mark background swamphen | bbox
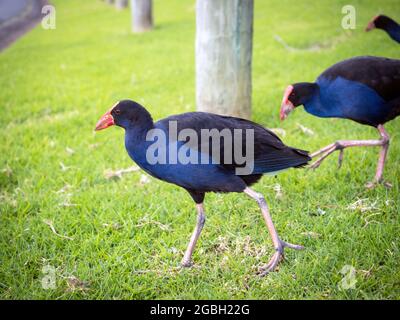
[96,100,310,274]
[366,15,400,44]
[280,56,400,188]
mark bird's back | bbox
[313,56,400,126]
[156,112,310,175]
[318,56,400,102]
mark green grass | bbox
[1,0,400,299]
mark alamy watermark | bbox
[338,265,357,290]
[341,5,356,30]
[41,5,56,30]
[145,121,255,175]
[41,265,56,289]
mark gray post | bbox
[196,0,254,119]
[115,0,128,10]
[131,0,153,33]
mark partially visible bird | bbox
[366,15,400,44]
[280,56,400,188]
[96,100,310,275]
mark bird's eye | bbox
[114,109,121,115]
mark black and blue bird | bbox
[96,100,310,274]
[280,56,400,187]
[366,15,400,44]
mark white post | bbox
[130,0,153,33]
[196,0,254,119]
[115,0,128,10]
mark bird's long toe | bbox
[281,240,304,251]
[309,157,326,170]
[258,240,304,276]
[180,259,193,268]
[338,149,344,168]
[313,151,339,169]
[258,251,282,276]
[365,180,393,189]
[383,181,393,188]
[365,181,377,189]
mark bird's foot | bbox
[309,157,324,170]
[337,149,344,168]
[309,142,343,170]
[257,240,304,277]
[365,180,392,189]
[180,258,194,268]
[384,181,393,188]
[365,181,376,189]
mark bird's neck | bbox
[385,21,400,42]
[302,84,329,117]
[124,122,154,156]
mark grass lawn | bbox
[1,0,399,299]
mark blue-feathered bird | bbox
[96,100,310,274]
[280,56,400,188]
[366,15,400,44]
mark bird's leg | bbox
[310,142,337,158]
[309,125,389,172]
[244,187,303,276]
[181,203,206,267]
[310,140,383,169]
[338,149,345,168]
[366,125,391,189]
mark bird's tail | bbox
[253,146,311,174]
[290,147,311,168]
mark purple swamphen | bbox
[366,15,400,44]
[96,100,310,274]
[280,56,400,188]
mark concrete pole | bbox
[115,0,128,10]
[131,0,153,33]
[196,0,254,119]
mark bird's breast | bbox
[309,77,387,123]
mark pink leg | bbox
[181,203,206,267]
[310,142,337,158]
[309,125,390,186]
[244,187,303,276]
[373,125,390,183]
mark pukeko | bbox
[280,56,400,188]
[366,15,400,44]
[95,100,310,274]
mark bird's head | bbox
[95,100,153,131]
[280,82,317,120]
[366,15,392,31]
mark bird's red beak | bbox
[365,16,377,31]
[95,109,114,131]
[280,85,295,121]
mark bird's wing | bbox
[318,56,400,101]
[385,96,400,122]
[156,112,310,174]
